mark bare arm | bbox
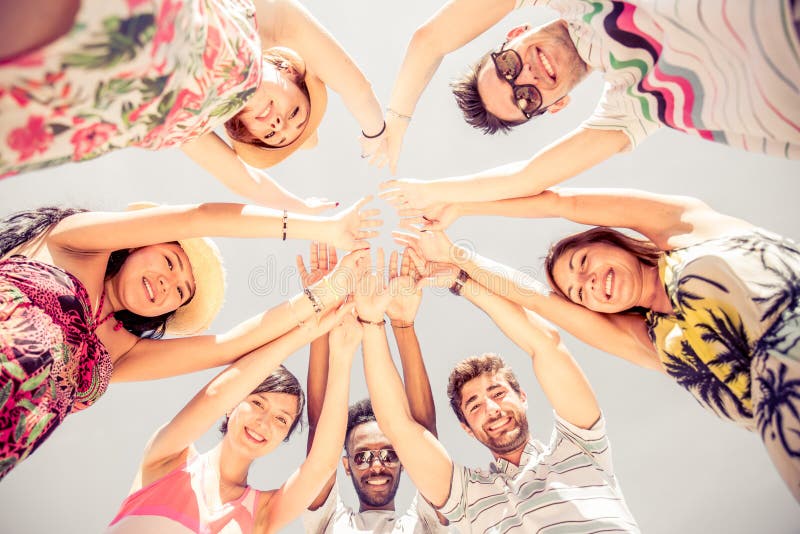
[181,134,334,212]
[256,313,361,534]
[385,0,517,172]
[461,279,600,428]
[356,250,453,508]
[382,128,629,208]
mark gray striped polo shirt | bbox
[439,413,639,533]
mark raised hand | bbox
[397,203,460,231]
[328,312,363,360]
[354,248,393,323]
[391,228,456,264]
[302,300,356,341]
[359,131,389,169]
[328,196,382,250]
[378,179,435,211]
[301,197,339,215]
[328,247,371,298]
[404,248,461,291]
[386,248,422,324]
[384,112,411,175]
[297,242,338,288]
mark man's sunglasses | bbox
[350,448,400,470]
[490,43,545,119]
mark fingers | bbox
[376,247,386,280]
[358,230,380,241]
[328,245,338,268]
[400,248,411,277]
[296,254,309,278]
[360,217,383,228]
[405,247,428,274]
[397,207,424,218]
[379,180,399,191]
[355,195,374,211]
[317,241,327,270]
[310,241,319,268]
[389,249,399,279]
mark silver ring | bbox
[360,154,369,159]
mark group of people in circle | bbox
[1,0,798,532]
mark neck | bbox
[359,498,396,513]
[640,264,672,314]
[213,440,252,490]
[491,436,529,467]
[103,277,123,314]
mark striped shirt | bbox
[518,0,800,158]
[439,413,639,534]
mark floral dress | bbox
[0,0,262,177]
[0,256,113,480]
[646,229,800,500]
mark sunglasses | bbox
[490,43,545,119]
[350,448,400,470]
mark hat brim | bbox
[125,202,226,336]
[232,74,328,168]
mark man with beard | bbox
[356,254,640,533]
[301,246,450,533]
[380,0,798,205]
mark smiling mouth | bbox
[256,100,273,120]
[244,427,266,444]
[605,269,614,300]
[143,277,155,302]
[364,475,392,486]
[537,48,556,82]
[486,416,513,434]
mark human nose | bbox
[270,114,285,131]
[516,63,538,85]
[486,397,501,414]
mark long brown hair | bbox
[224,47,309,149]
[544,227,663,311]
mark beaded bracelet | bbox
[304,287,323,315]
[282,209,288,241]
[362,120,386,139]
[357,316,386,326]
[449,270,469,296]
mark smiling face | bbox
[110,243,195,317]
[551,241,651,313]
[225,391,299,459]
[236,60,311,148]
[343,420,402,510]
[460,372,529,456]
[477,20,587,121]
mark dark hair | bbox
[0,206,177,339]
[219,365,305,441]
[345,398,377,454]
[224,48,310,149]
[447,353,522,425]
[451,50,530,135]
[544,226,663,315]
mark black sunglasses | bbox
[490,43,545,119]
[350,448,400,470]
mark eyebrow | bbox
[274,109,310,147]
[463,393,479,413]
[566,250,576,301]
[173,251,195,301]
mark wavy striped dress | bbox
[518,0,800,158]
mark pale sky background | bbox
[1,1,799,532]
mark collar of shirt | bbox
[489,439,545,476]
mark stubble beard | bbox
[483,414,530,455]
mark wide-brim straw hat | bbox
[231,74,328,168]
[126,202,226,336]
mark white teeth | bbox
[245,428,266,442]
[538,51,555,79]
[143,278,154,301]
[366,477,390,485]
[605,271,613,298]
[488,417,509,431]
[257,101,272,119]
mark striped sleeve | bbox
[552,411,614,475]
[582,81,662,150]
[438,463,471,525]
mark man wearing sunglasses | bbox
[357,254,639,533]
[302,247,449,533]
[381,0,797,204]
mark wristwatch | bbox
[449,270,469,296]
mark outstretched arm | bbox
[181,133,336,213]
[395,230,661,371]
[356,249,453,507]
[255,312,362,534]
[386,249,437,436]
[407,188,750,248]
[385,0,518,173]
[460,278,600,428]
[381,127,629,207]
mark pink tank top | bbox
[107,452,261,533]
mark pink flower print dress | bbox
[0,0,262,177]
[0,256,113,480]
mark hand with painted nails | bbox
[327,196,382,251]
[391,228,456,265]
[354,248,393,323]
[404,247,461,291]
[301,197,340,215]
[386,248,423,324]
[297,242,338,288]
[328,247,371,298]
[397,202,461,231]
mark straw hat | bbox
[231,74,328,168]
[126,202,226,336]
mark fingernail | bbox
[335,202,340,207]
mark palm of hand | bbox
[329,315,363,354]
[355,274,391,320]
[418,232,453,263]
[387,275,421,322]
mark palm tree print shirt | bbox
[645,230,800,430]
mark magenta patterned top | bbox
[0,256,112,480]
[0,0,263,177]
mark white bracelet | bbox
[386,107,412,121]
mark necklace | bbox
[95,288,124,331]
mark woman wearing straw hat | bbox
[0,197,378,480]
[0,0,387,210]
